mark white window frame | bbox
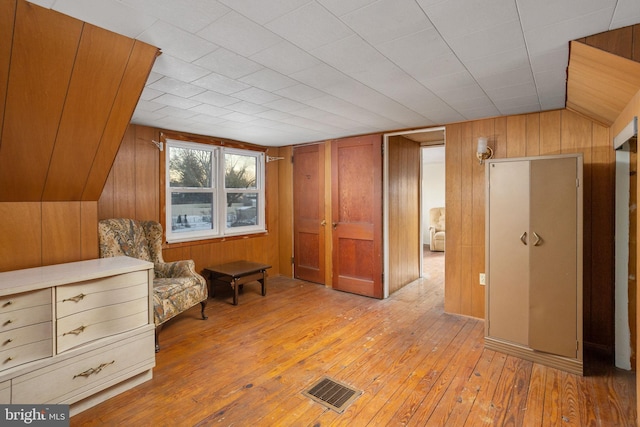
[165,139,266,243]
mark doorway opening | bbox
[422,145,445,281]
[382,127,445,297]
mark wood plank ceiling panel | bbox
[566,41,640,126]
[82,41,159,201]
[0,1,82,201]
[42,24,135,201]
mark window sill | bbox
[162,230,269,249]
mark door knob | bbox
[320,220,326,226]
[332,222,338,229]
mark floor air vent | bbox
[302,377,362,413]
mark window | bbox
[165,139,265,243]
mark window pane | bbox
[170,192,214,233]
[225,153,256,189]
[169,146,212,188]
[226,192,258,227]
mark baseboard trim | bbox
[485,337,583,376]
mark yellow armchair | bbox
[429,207,445,252]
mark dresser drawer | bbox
[0,305,52,333]
[12,329,154,404]
[57,271,148,318]
[0,338,52,371]
[0,289,51,313]
[0,322,51,352]
[57,298,148,353]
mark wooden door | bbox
[331,135,383,298]
[487,160,530,346]
[293,144,326,284]
[528,156,580,358]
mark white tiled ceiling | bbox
[28,0,639,146]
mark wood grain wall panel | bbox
[42,202,81,265]
[80,201,98,260]
[0,0,16,135]
[460,122,474,248]
[590,123,614,351]
[278,146,293,277]
[493,117,507,159]
[0,2,82,201]
[444,123,462,313]
[98,167,115,219]
[387,136,420,294]
[42,25,134,201]
[506,115,527,158]
[0,202,41,271]
[584,26,634,60]
[112,126,137,218]
[472,120,493,317]
[539,110,562,155]
[83,42,159,201]
[134,126,160,220]
[561,112,595,344]
[526,114,540,156]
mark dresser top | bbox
[0,257,153,295]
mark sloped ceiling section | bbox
[566,40,640,125]
[0,0,159,202]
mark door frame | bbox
[382,126,445,298]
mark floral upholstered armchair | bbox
[98,218,208,351]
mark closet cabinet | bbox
[485,154,583,375]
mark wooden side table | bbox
[204,261,272,305]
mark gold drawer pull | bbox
[73,360,115,379]
[4,356,13,363]
[63,293,86,303]
[63,325,86,336]
[3,319,12,326]
[2,301,12,307]
[3,338,13,345]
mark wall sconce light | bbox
[476,137,493,165]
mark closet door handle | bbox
[520,232,527,245]
[533,232,543,246]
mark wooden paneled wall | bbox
[444,110,614,353]
[0,1,156,273]
[98,124,284,277]
[387,135,421,294]
[0,202,98,272]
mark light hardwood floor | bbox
[71,251,636,426]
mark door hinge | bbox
[291,155,294,163]
[576,178,580,188]
[291,256,295,264]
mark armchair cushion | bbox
[429,207,445,252]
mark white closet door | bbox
[487,160,530,346]
[528,157,579,358]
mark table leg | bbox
[233,277,239,306]
[260,270,266,296]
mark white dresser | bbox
[0,256,155,414]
